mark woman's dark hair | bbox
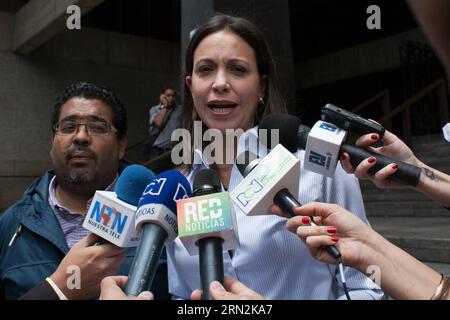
[51,82,127,139]
[181,14,287,170]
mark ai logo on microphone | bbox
[142,178,167,196]
[309,151,326,167]
[319,122,338,132]
[309,151,332,169]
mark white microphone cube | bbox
[82,191,140,247]
[304,121,346,177]
[176,192,239,256]
[230,144,301,216]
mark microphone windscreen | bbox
[116,164,155,205]
[259,114,301,153]
[138,169,192,214]
[193,169,221,196]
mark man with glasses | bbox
[0,82,169,300]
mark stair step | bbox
[370,217,450,263]
[410,134,445,146]
[424,262,450,278]
[365,201,450,217]
[361,189,430,202]
[413,138,449,148]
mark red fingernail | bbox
[301,217,311,224]
[392,164,398,170]
[371,134,378,140]
[331,236,339,242]
[327,227,337,234]
[368,157,376,164]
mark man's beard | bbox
[67,167,96,185]
[51,165,98,199]
[62,146,98,186]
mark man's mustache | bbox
[66,147,97,161]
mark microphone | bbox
[82,164,155,247]
[259,114,422,187]
[234,151,341,261]
[231,143,300,216]
[176,169,239,300]
[125,169,192,296]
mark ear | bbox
[185,75,192,91]
[118,136,128,160]
[50,136,55,157]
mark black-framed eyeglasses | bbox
[53,120,117,136]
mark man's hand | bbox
[191,277,265,300]
[99,276,153,300]
[159,94,169,107]
[50,233,125,300]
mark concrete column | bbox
[180,0,214,104]
[0,12,13,51]
[214,0,297,112]
[181,0,215,73]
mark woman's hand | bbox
[272,202,374,270]
[340,129,421,189]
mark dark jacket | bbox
[0,161,169,300]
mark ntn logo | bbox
[90,201,128,233]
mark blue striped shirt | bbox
[48,175,118,249]
[167,127,386,300]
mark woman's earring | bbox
[259,97,265,106]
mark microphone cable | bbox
[308,218,351,300]
[337,257,351,300]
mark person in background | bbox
[145,87,182,172]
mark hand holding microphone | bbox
[258,114,422,187]
[273,202,373,270]
[51,164,155,299]
[190,276,265,300]
[49,233,125,300]
[340,129,423,189]
[83,164,156,247]
[235,150,342,261]
[99,276,153,300]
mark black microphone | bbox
[236,151,341,261]
[259,114,422,187]
[192,169,224,300]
